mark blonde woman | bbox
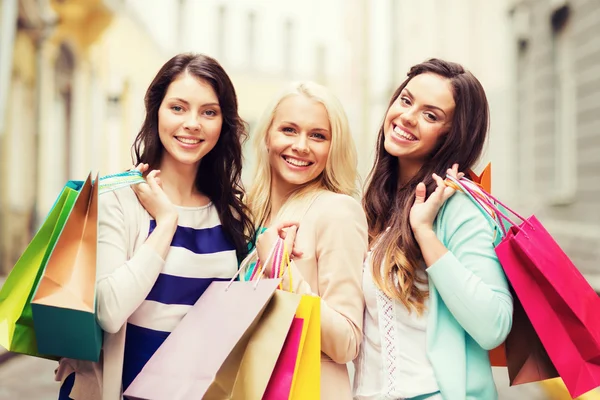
[242,81,368,399]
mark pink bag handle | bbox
[227,238,281,290]
[445,175,534,236]
[445,176,507,236]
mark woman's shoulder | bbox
[314,191,363,212]
[436,191,499,238]
[99,186,141,212]
[309,191,366,224]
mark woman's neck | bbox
[267,182,296,225]
[157,157,205,207]
[398,159,423,186]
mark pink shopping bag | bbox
[448,176,600,398]
[263,317,304,400]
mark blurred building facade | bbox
[165,0,358,184]
[352,0,517,193]
[0,0,176,274]
[507,0,600,291]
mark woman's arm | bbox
[96,172,178,333]
[290,195,368,364]
[420,194,513,350]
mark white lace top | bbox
[353,252,441,400]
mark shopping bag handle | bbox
[271,241,293,292]
[98,170,145,194]
[227,238,280,290]
[445,175,534,236]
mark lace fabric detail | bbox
[375,284,402,400]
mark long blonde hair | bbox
[247,81,358,228]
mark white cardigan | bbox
[56,187,165,400]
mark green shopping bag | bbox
[0,182,80,358]
[0,170,144,360]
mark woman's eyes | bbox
[281,127,326,140]
[424,112,438,122]
[399,97,440,122]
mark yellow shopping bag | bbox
[289,295,320,400]
[249,239,322,399]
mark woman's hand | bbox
[409,164,463,240]
[255,221,302,278]
[131,164,178,228]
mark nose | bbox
[183,114,201,132]
[400,107,417,127]
[291,134,310,154]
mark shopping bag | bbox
[289,294,320,399]
[230,290,300,399]
[1,171,144,360]
[263,317,304,400]
[446,176,558,384]
[31,173,101,361]
[30,170,145,361]
[123,278,281,400]
[237,238,322,400]
[0,182,79,358]
[266,238,321,400]
[464,166,510,369]
[504,289,558,385]
[447,175,600,398]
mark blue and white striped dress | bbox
[121,203,238,391]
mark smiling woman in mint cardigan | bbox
[353,59,513,400]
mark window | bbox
[550,5,576,204]
[315,44,326,84]
[247,11,256,69]
[54,43,75,180]
[217,5,227,60]
[283,19,293,75]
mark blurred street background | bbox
[1,0,599,398]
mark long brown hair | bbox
[132,53,255,261]
[363,58,489,313]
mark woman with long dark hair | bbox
[353,59,513,400]
[56,53,255,400]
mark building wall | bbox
[0,0,174,273]
[510,0,600,289]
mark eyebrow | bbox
[403,89,447,116]
[168,97,220,107]
[280,121,330,133]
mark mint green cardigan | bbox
[425,192,513,399]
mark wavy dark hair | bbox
[363,58,490,313]
[132,53,255,261]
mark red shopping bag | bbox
[448,176,600,398]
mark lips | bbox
[393,124,417,141]
[282,155,313,167]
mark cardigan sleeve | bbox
[426,193,513,350]
[95,190,165,333]
[291,194,368,363]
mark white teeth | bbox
[176,137,201,144]
[393,126,417,141]
[284,157,311,167]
